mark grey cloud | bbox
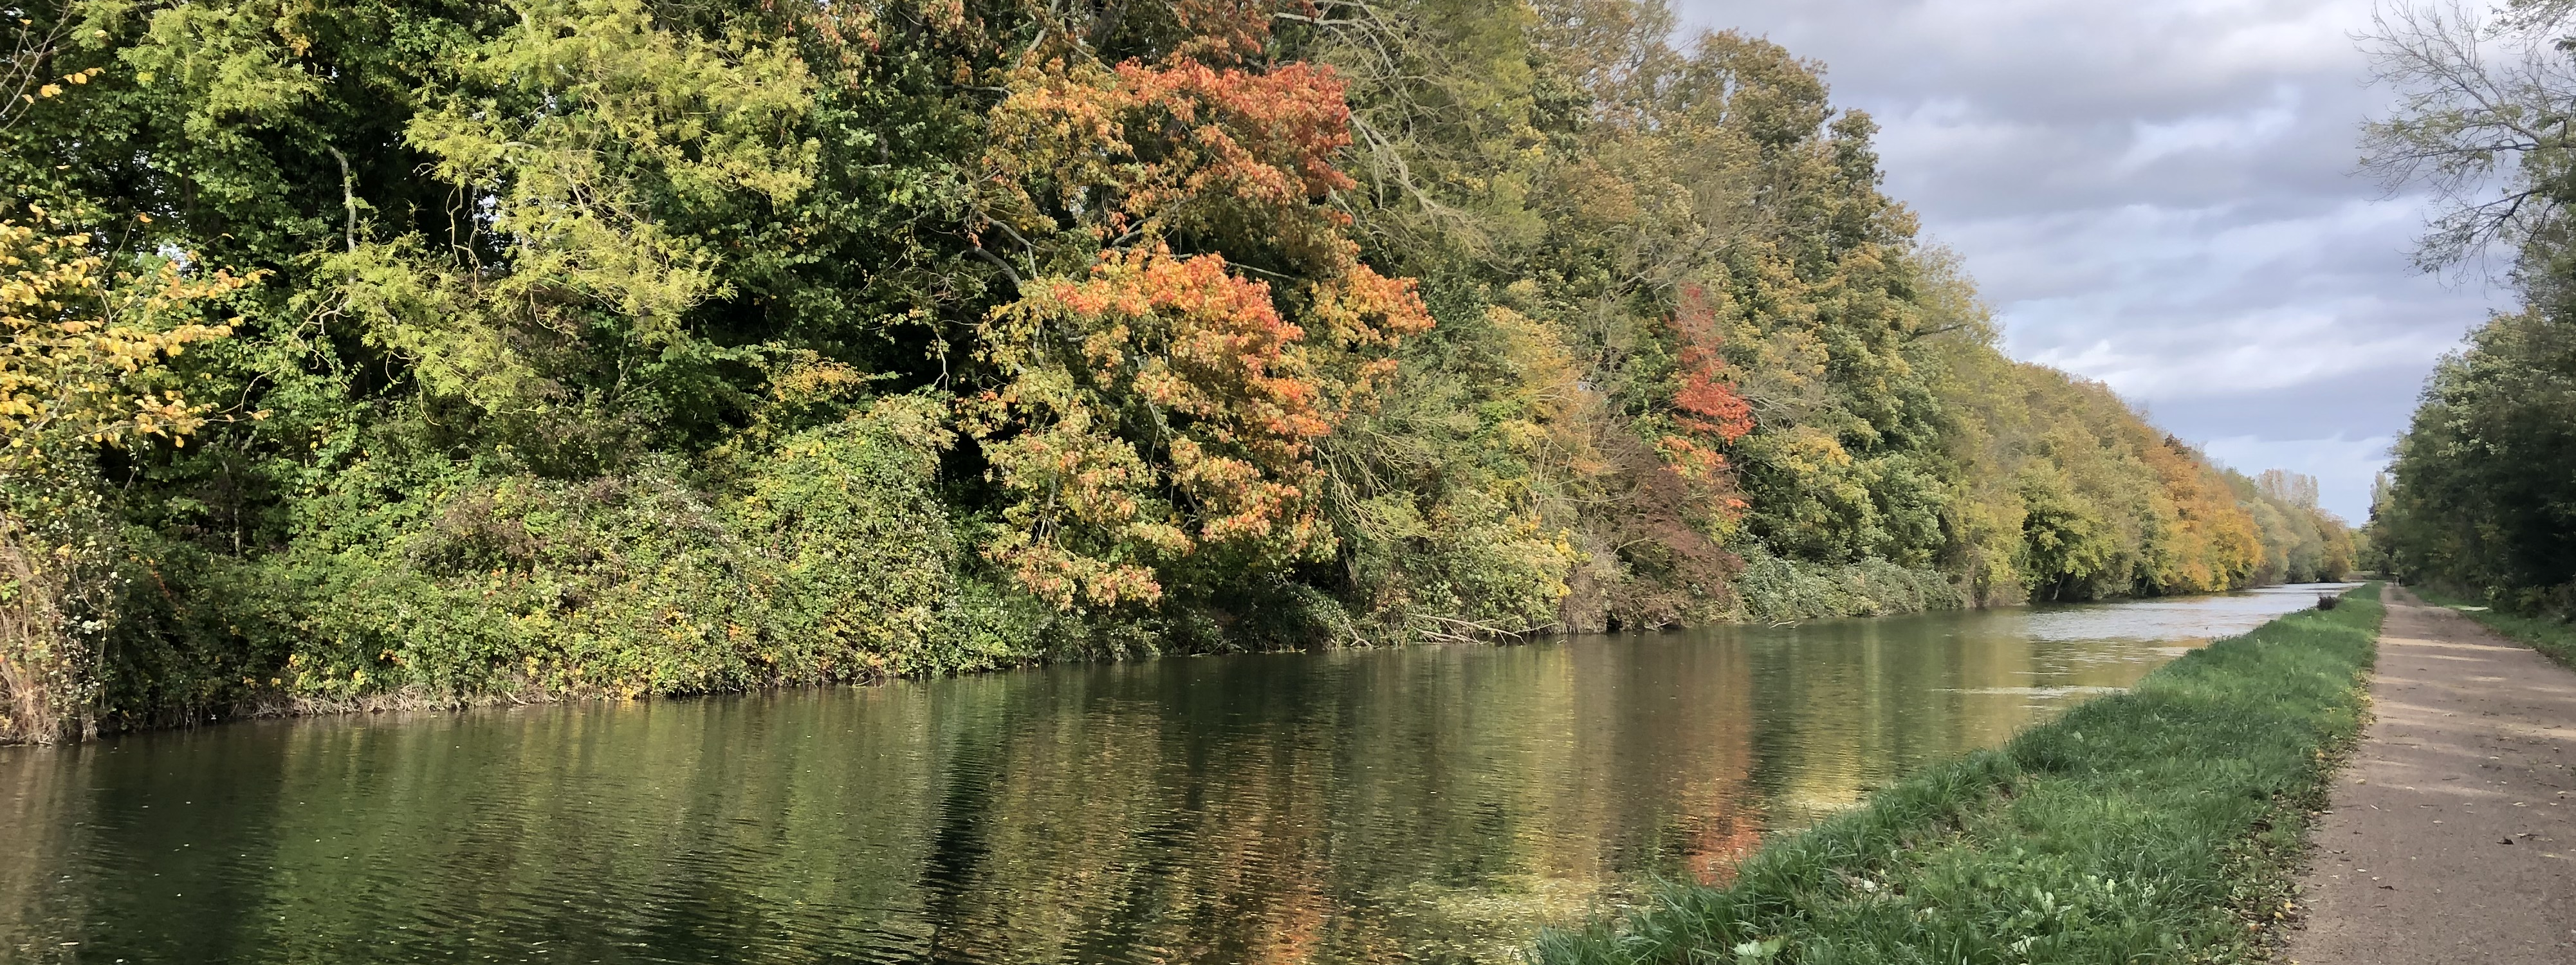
[2142,367,2427,443]
[1671,0,2502,520]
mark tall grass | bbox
[1535,584,2385,965]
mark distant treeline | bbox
[0,0,2342,742]
[2360,3,2575,617]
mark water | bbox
[0,585,2353,964]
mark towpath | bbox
[2286,586,2576,964]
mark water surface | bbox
[0,585,2351,964]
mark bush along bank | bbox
[1534,584,2385,965]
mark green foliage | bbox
[1727,546,1959,624]
[1924,321,2277,605]
[341,0,817,438]
[1316,0,2323,632]
[0,216,249,742]
[2369,309,2576,615]
[2361,5,2576,618]
[0,0,2348,739]
[1533,585,2384,965]
[1322,300,1592,640]
[2228,469,2353,587]
[182,394,1047,718]
[2413,584,2576,670]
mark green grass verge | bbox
[1534,584,2386,965]
[2409,585,2576,669]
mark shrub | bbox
[193,396,1053,713]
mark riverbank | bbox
[1535,584,2383,964]
[1,574,2347,746]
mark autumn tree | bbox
[964,0,1435,611]
[1,215,246,742]
[0,0,2355,737]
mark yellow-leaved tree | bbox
[1,216,245,743]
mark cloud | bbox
[1670,0,2505,520]
[2114,86,2301,175]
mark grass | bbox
[1534,584,2386,965]
[2408,585,2576,670]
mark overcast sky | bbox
[1671,0,2501,521]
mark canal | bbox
[0,585,2353,964]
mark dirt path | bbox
[2285,586,2576,964]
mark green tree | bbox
[2361,0,2576,613]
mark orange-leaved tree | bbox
[965,0,1434,609]
[1655,283,1753,518]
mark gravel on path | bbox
[2285,586,2576,964]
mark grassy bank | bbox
[1535,584,2385,965]
[2411,586,2576,669]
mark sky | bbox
[1671,0,2504,521]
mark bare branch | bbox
[2361,1,2576,271]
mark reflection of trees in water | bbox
[905,642,1769,963]
[0,611,2212,964]
[1678,804,1767,888]
[1,695,978,961]
[0,746,87,955]
[1738,613,2110,825]
[1734,610,2199,829]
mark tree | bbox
[2362,0,2576,612]
[964,1,1435,611]
[2373,309,2576,610]
[0,0,2357,739]
[1,215,246,742]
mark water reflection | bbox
[0,585,2351,964]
